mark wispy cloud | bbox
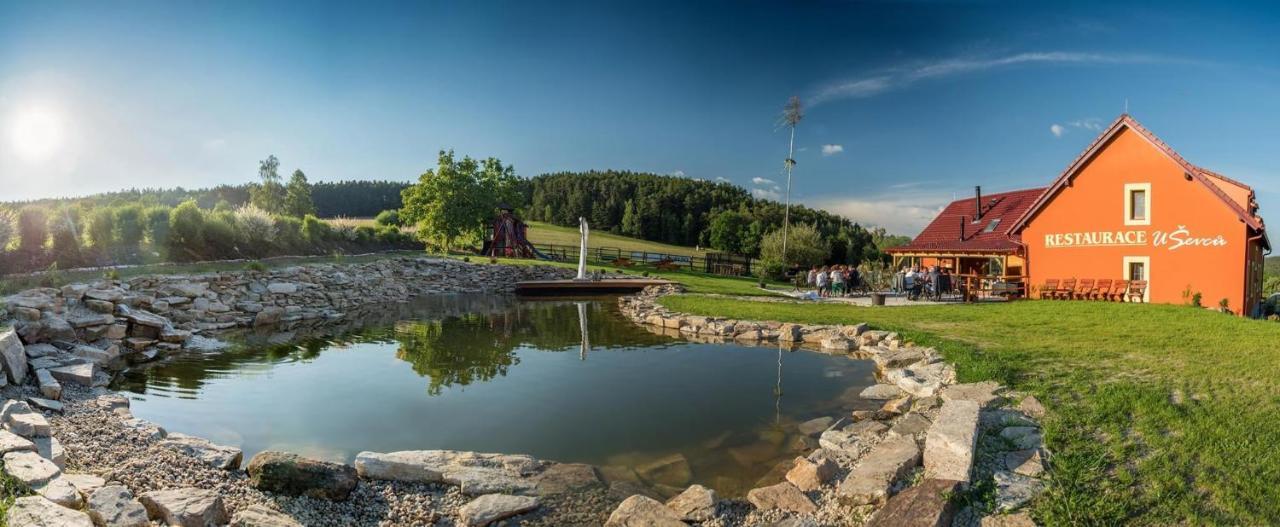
[1049,124,1065,138]
[810,192,950,235]
[752,176,775,185]
[821,144,844,156]
[809,52,1192,106]
[671,170,686,177]
[715,176,731,183]
[1049,117,1104,138]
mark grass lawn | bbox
[659,295,1280,525]
[525,221,708,257]
[463,255,782,296]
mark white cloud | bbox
[670,170,686,177]
[810,193,950,235]
[822,144,844,156]
[808,52,1192,106]
[1069,118,1104,131]
[1049,124,1065,137]
[751,187,783,201]
[752,176,775,185]
[715,176,731,183]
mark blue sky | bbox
[1,1,1277,234]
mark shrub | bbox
[374,209,401,227]
[234,204,277,252]
[755,259,787,282]
[47,211,83,268]
[203,211,241,260]
[115,205,146,251]
[759,223,830,269]
[168,201,206,262]
[355,225,378,244]
[0,209,14,250]
[86,207,116,249]
[144,206,172,248]
[17,207,48,252]
[301,215,332,246]
[376,225,405,245]
[274,216,304,252]
[244,261,268,272]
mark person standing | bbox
[816,266,830,297]
[831,266,845,296]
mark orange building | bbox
[891,114,1270,315]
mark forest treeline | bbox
[523,171,907,264]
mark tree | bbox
[115,205,146,256]
[708,210,749,254]
[168,200,206,262]
[17,207,48,253]
[249,155,287,215]
[400,150,521,251]
[0,209,13,251]
[760,223,828,269]
[620,200,641,237]
[284,169,316,218]
[86,208,115,249]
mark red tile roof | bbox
[885,187,1046,254]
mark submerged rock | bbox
[635,452,693,487]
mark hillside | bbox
[525,221,707,257]
[1267,255,1279,276]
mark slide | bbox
[529,246,555,261]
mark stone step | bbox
[924,399,980,482]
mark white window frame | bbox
[1122,255,1150,302]
[1124,183,1151,226]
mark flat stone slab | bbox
[860,384,907,400]
[48,363,98,387]
[865,478,960,527]
[604,494,685,527]
[63,472,107,499]
[837,434,921,505]
[36,476,83,508]
[0,327,28,384]
[355,450,541,495]
[797,416,835,436]
[3,450,61,486]
[1005,449,1045,477]
[458,494,540,526]
[160,433,243,470]
[0,429,37,454]
[34,436,66,468]
[939,381,1003,407]
[636,453,693,487]
[36,369,62,400]
[139,488,229,527]
[890,413,932,438]
[924,400,980,482]
[747,481,817,514]
[7,495,94,526]
[230,505,303,527]
[90,484,151,527]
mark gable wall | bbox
[1021,127,1251,313]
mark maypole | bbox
[779,96,803,267]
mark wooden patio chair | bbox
[1040,278,1060,300]
[1126,280,1148,303]
[1108,280,1128,302]
[1073,278,1095,300]
[1056,278,1076,300]
[1092,279,1112,300]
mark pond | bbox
[114,295,877,496]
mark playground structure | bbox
[482,205,553,260]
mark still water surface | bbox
[115,295,875,495]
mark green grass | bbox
[525,221,708,257]
[658,295,1280,525]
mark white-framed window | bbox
[1122,255,1150,302]
[1124,183,1151,226]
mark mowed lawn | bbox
[472,256,782,297]
[525,221,708,257]
[659,295,1280,525]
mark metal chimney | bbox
[974,186,983,220]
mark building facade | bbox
[891,114,1270,315]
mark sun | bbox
[9,105,65,162]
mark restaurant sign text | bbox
[1043,226,1227,251]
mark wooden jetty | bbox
[514,278,674,296]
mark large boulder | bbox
[837,434,921,505]
[159,433,243,470]
[604,494,686,527]
[139,488,229,527]
[246,451,358,501]
[665,484,717,522]
[458,494,540,526]
[0,327,28,384]
[865,478,960,527]
[7,495,94,526]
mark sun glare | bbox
[9,105,65,162]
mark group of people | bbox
[802,265,863,298]
[896,265,954,301]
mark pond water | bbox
[114,295,877,496]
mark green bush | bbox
[47,211,82,268]
[86,207,116,249]
[144,206,172,248]
[234,204,276,256]
[0,209,14,250]
[203,211,241,260]
[301,215,332,246]
[377,225,405,245]
[755,260,787,282]
[168,201,206,262]
[759,223,830,268]
[274,216,304,252]
[17,207,48,252]
[374,209,401,227]
[115,204,146,251]
[355,225,378,244]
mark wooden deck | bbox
[514,278,674,295]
